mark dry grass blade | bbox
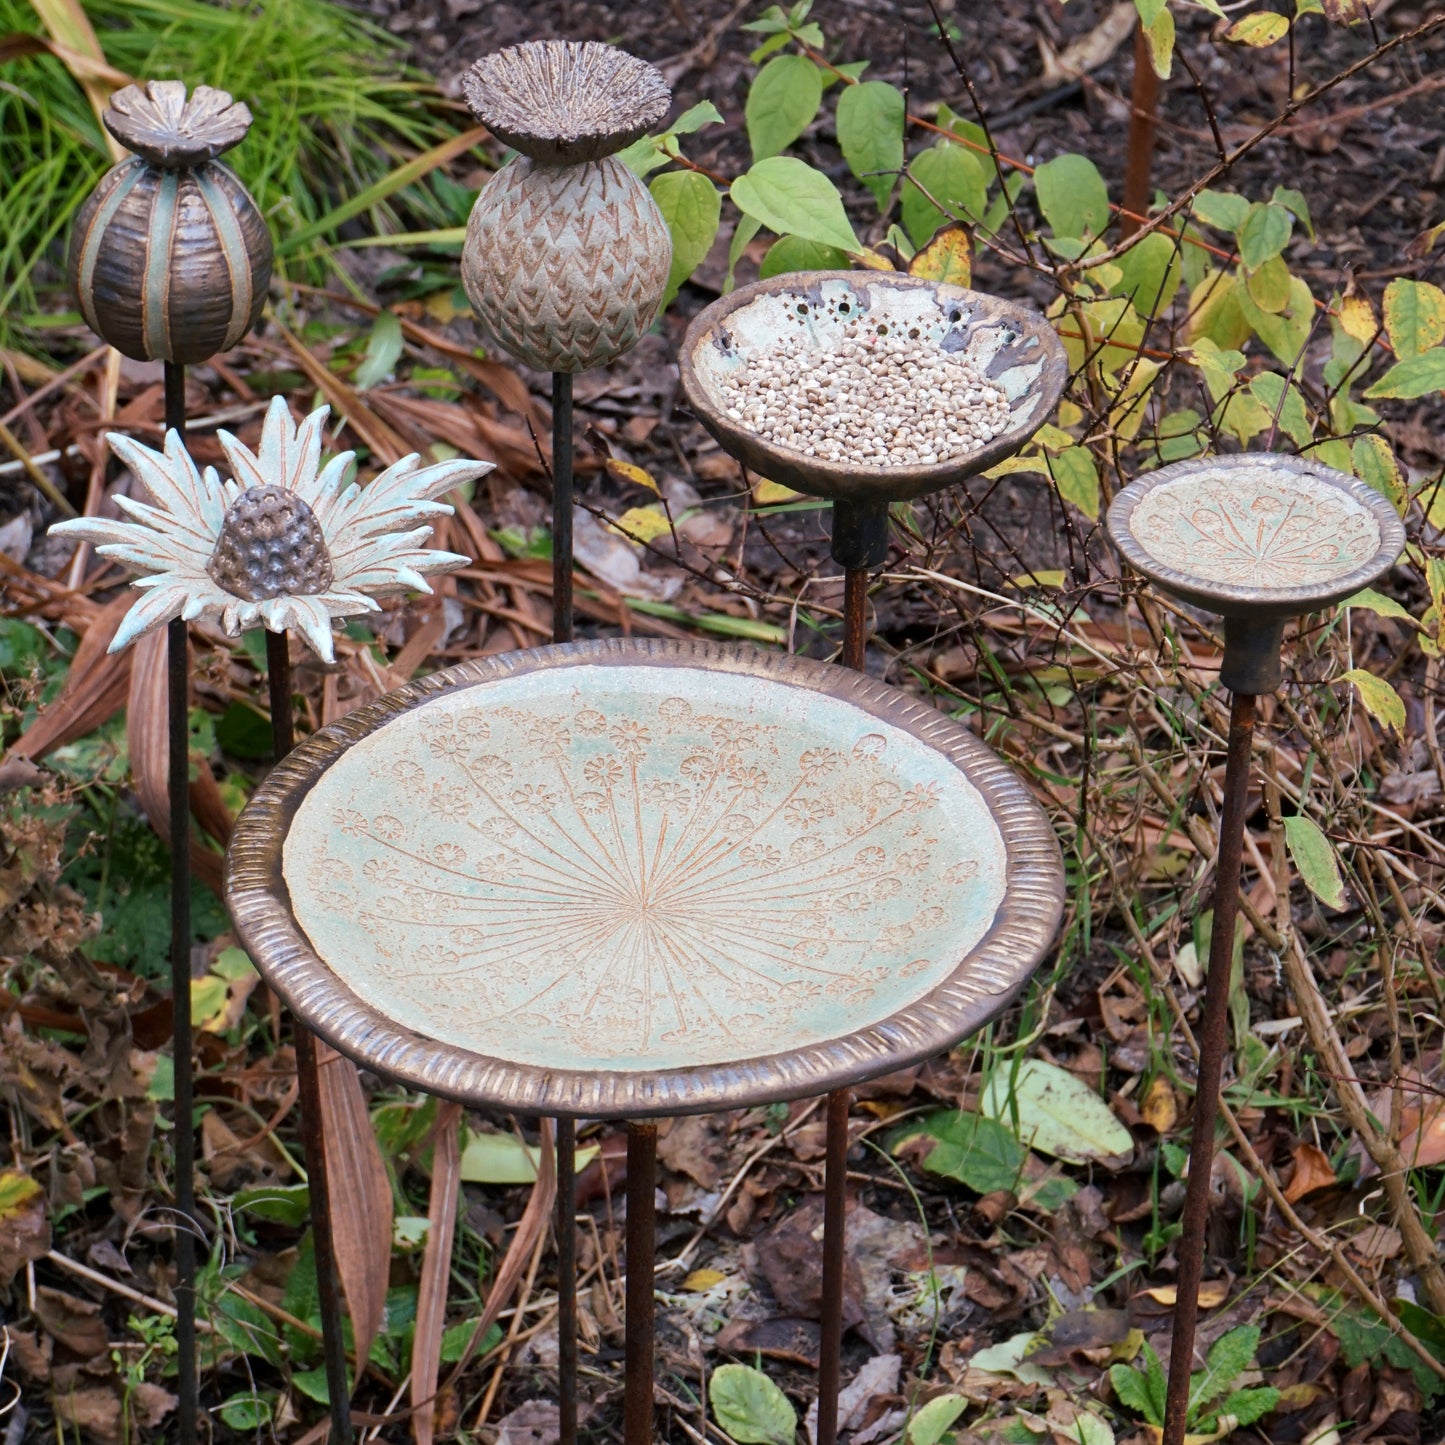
[412,1100,462,1445]
[442,1118,557,1389]
[316,1039,394,1379]
[276,323,411,465]
[10,592,131,762]
[27,0,128,160]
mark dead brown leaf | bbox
[1283,1140,1337,1201]
[0,1168,50,1285]
[414,1100,462,1445]
[34,1285,109,1357]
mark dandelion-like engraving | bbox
[280,668,1012,1071]
[1129,466,1381,589]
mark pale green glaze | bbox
[283,663,1008,1073]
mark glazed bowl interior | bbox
[679,271,1070,503]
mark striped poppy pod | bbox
[68,80,272,366]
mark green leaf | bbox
[1283,814,1347,910]
[1214,1386,1280,1428]
[710,1363,796,1445]
[1114,231,1182,318]
[1245,255,1292,314]
[1247,372,1312,447]
[1191,1324,1260,1412]
[1271,185,1314,238]
[1237,203,1293,268]
[726,216,763,292]
[353,310,403,390]
[900,1110,1026,1195]
[460,1129,598,1185]
[759,235,851,279]
[746,54,824,161]
[1193,189,1251,234]
[1384,278,1445,357]
[1238,273,1315,366]
[218,1393,273,1430]
[1033,153,1110,241]
[901,141,988,248]
[670,100,725,136]
[1051,446,1101,521]
[982,1058,1134,1163]
[1340,668,1406,737]
[836,81,905,210]
[440,1318,503,1362]
[1364,349,1445,399]
[651,171,721,307]
[1343,588,1415,623]
[731,157,860,252]
[1110,1364,1160,1425]
[908,1394,969,1445]
[234,1183,311,1228]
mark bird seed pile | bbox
[717,327,1012,466]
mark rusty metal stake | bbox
[163,363,198,1445]
[1161,690,1257,1445]
[1120,21,1161,240]
[267,631,353,1445]
[553,371,574,643]
[624,1123,657,1445]
[816,563,873,1444]
[556,1117,578,1445]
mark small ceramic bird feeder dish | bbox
[460,40,673,374]
[68,80,272,366]
[1107,453,1405,694]
[678,272,1069,567]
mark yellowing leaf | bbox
[1283,813,1348,910]
[1108,358,1163,442]
[1383,279,1445,358]
[1352,434,1406,513]
[605,458,660,494]
[981,1058,1134,1165]
[1142,6,1175,79]
[908,221,972,286]
[1051,446,1101,521]
[1364,349,1445,400]
[683,1268,728,1292]
[1144,1280,1229,1309]
[1227,12,1290,44]
[611,505,673,545]
[1337,293,1378,344]
[1340,668,1406,737]
[1008,570,1066,589]
[752,479,801,505]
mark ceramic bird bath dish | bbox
[679,271,1068,568]
[226,637,1063,1119]
[1108,452,1405,692]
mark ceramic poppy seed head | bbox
[462,40,670,165]
[103,79,254,168]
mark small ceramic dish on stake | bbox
[1106,451,1403,1445]
[679,269,1067,1444]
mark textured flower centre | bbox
[208,485,334,602]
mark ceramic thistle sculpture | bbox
[68,81,272,365]
[460,41,673,373]
[53,396,490,661]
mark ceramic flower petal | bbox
[51,398,492,663]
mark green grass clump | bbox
[0,0,471,347]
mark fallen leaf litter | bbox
[716,326,1012,467]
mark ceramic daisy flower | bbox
[53,395,490,662]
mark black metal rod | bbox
[556,1118,578,1445]
[1162,689,1257,1445]
[623,1123,657,1445]
[266,630,352,1445]
[552,371,574,644]
[163,363,197,1445]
